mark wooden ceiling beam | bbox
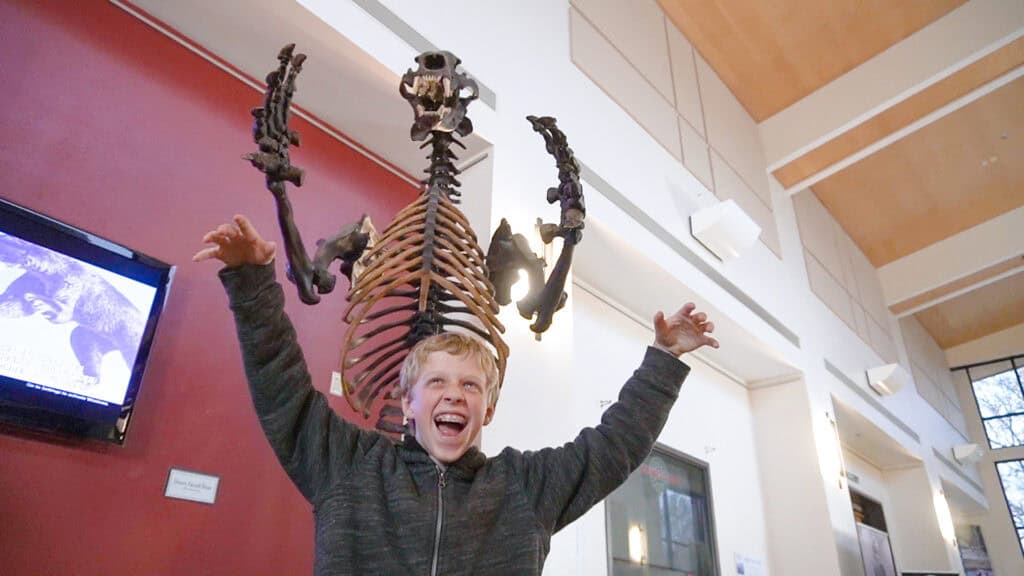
[877,207,1024,306]
[775,38,1024,192]
[758,0,1023,170]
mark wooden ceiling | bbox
[658,0,966,121]
[914,271,1024,349]
[811,76,1024,267]
[660,0,1022,352]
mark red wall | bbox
[0,2,416,574]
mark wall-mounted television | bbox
[0,197,173,444]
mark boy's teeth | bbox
[435,414,466,424]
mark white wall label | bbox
[734,553,764,576]
[164,468,219,505]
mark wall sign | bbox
[164,468,219,505]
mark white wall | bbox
[572,288,770,576]
[845,453,887,505]
[884,465,958,572]
[751,379,845,575]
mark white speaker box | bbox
[689,199,761,261]
[865,363,910,396]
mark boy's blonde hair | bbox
[398,332,501,410]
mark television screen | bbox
[0,197,173,444]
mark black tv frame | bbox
[0,197,173,445]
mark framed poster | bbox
[857,522,897,576]
[955,524,994,576]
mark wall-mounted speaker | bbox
[689,199,761,261]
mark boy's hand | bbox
[192,214,277,268]
[652,303,719,357]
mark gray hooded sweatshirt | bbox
[221,263,690,575]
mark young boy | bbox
[195,215,719,575]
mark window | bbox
[606,445,718,575]
[995,459,1024,555]
[962,358,1024,557]
[961,357,1024,449]
[850,490,888,531]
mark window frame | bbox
[603,442,721,576]
[993,457,1024,558]
[959,356,1024,449]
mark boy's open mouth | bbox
[434,413,467,437]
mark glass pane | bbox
[995,460,1024,528]
[984,416,1024,449]
[608,448,716,576]
[972,366,1024,418]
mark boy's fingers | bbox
[200,229,230,245]
[227,221,245,236]
[235,215,259,240]
[214,223,237,240]
[192,247,219,262]
[704,336,720,349]
[692,312,707,324]
[653,311,668,333]
[665,308,685,324]
[702,321,715,334]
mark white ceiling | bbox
[834,397,921,470]
[120,0,490,183]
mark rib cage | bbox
[338,136,508,434]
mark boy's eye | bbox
[463,381,481,391]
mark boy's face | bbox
[402,351,494,465]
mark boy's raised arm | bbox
[195,216,369,504]
[512,303,717,534]
[193,214,277,269]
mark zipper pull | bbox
[437,467,447,488]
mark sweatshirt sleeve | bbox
[220,263,372,505]
[509,346,690,534]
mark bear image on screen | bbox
[0,231,156,405]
